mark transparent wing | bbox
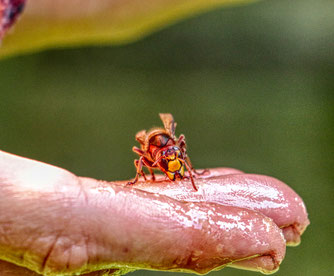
[135,130,147,145]
[159,113,177,138]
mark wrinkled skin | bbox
[0,150,309,275]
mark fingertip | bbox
[229,255,281,274]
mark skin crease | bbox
[0,150,292,276]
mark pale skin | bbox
[0,150,309,276]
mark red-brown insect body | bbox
[128,114,203,191]
[147,131,174,160]
[154,145,185,181]
[143,129,186,181]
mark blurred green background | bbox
[0,0,333,275]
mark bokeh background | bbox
[0,0,333,275]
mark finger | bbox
[120,168,310,246]
[57,178,285,273]
[229,256,281,274]
[0,177,286,275]
[0,151,285,275]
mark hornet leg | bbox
[148,168,156,181]
[186,156,209,176]
[127,156,147,185]
[179,158,198,191]
[141,157,156,181]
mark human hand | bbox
[0,150,309,276]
